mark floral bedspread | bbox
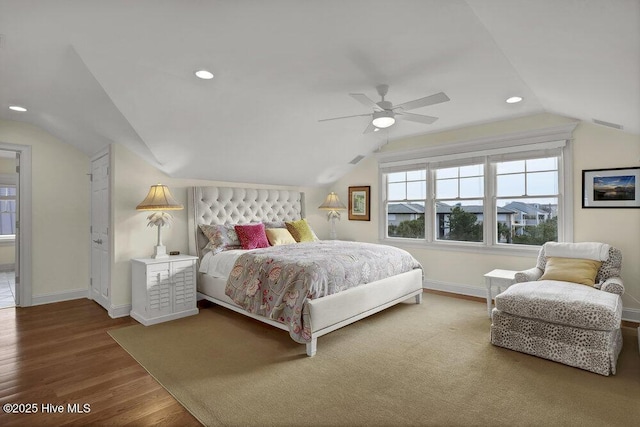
[225,240,422,343]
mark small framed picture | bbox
[582,167,640,208]
[348,186,371,221]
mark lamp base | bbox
[151,245,169,259]
[328,216,338,240]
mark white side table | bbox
[130,254,199,326]
[484,269,517,318]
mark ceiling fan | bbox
[319,84,450,133]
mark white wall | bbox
[329,113,640,312]
[0,119,90,299]
[110,143,330,307]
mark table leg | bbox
[485,278,493,318]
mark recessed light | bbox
[506,96,523,104]
[9,105,27,112]
[194,70,214,80]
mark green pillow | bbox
[285,219,315,242]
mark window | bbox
[378,124,576,251]
[434,164,484,243]
[386,170,426,239]
[0,185,16,238]
[495,157,559,245]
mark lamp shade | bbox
[136,184,183,211]
[318,192,346,211]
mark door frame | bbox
[0,141,32,307]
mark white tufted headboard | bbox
[187,186,305,258]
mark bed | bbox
[187,186,424,356]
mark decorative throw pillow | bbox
[199,224,242,254]
[539,257,602,286]
[285,218,316,242]
[234,223,270,250]
[265,228,297,246]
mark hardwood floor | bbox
[0,299,200,426]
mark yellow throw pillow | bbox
[265,228,297,246]
[539,257,602,286]
[285,219,315,242]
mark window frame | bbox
[376,124,576,256]
[433,162,485,244]
[385,168,427,240]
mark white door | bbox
[90,152,110,310]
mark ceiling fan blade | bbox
[394,92,450,111]
[363,122,376,134]
[318,113,371,122]
[396,112,438,124]
[349,93,384,112]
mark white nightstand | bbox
[130,254,199,326]
[484,269,517,318]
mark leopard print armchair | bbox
[491,242,624,376]
[514,244,624,295]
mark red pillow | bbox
[234,223,270,250]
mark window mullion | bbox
[425,166,434,243]
[486,158,495,246]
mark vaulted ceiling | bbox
[0,1,638,186]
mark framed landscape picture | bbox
[348,186,370,221]
[582,167,640,208]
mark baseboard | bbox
[622,307,640,324]
[31,288,89,306]
[424,279,640,325]
[109,304,132,319]
[424,279,486,299]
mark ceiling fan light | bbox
[372,111,395,128]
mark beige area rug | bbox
[109,294,640,426]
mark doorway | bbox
[0,142,31,308]
[0,150,18,308]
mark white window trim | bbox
[376,123,577,256]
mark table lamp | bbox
[318,192,346,240]
[136,184,183,258]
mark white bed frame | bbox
[187,186,423,356]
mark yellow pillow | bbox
[539,257,602,286]
[285,219,315,242]
[265,228,296,246]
